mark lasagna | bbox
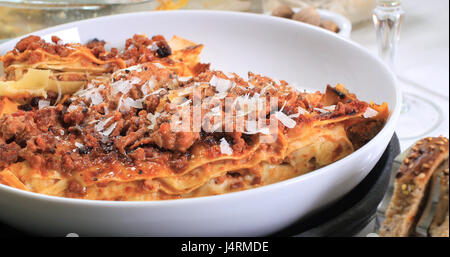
[0,34,389,201]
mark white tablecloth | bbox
[351,0,449,151]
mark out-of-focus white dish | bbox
[266,8,352,38]
[0,10,399,237]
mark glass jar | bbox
[0,1,160,40]
[0,0,265,41]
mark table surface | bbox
[351,0,449,151]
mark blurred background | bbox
[0,0,448,151]
[0,0,377,40]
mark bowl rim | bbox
[0,10,401,207]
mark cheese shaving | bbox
[101,123,117,137]
[323,105,337,112]
[275,111,297,129]
[220,138,233,156]
[364,107,379,118]
[95,117,113,132]
[147,112,161,130]
[210,75,232,93]
[38,100,50,110]
[314,108,332,114]
[75,142,84,149]
[289,106,309,118]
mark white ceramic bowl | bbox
[0,11,400,237]
[266,8,352,38]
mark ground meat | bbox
[169,153,190,171]
[123,122,200,154]
[60,153,76,172]
[150,123,199,153]
[121,34,172,66]
[63,106,86,125]
[114,128,148,154]
[125,34,153,49]
[144,95,160,114]
[35,108,60,132]
[85,38,106,57]
[122,116,141,135]
[15,35,42,52]
[0,112,37,143]
[27,51,45,64]
[129,148,146,161]
[110,119,125,137]
[129,86,142,100]
[0,142,21,169]
[32,135,57,153]
[66,180,87,197]
[19,150,45,170]
[227,132,246,153]
[83,134,99,149]
[60,152,90,173]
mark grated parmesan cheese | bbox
[148,42,158,52]
[275,111,297,129]
[322,105,337,112]
[151,88,166,95]
[101,122,117,137]
[314,108,332,114]
[122,97,143,110]
[125,64,143,73]
[215,92,228,100]
[95,117,113,132]
[38,100,50,110]
[147,112,161,130]
[220,138,233,155]
[289,106,309,118]
[209,106,222,117]
[243,127,271,135]
[178,76,192,82]
[89,91,103,106]
[111,77,141,95]
[141,79,156,96]
[210,75,232,93]
[75,142,84,149]
[67,105,80,112]
[363,107,379,118]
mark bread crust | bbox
[380,137,449,237]
[429,158,449,237]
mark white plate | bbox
[266,8,352,38]
[0,10,400,236]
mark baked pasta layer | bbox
[0,34,389,201]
